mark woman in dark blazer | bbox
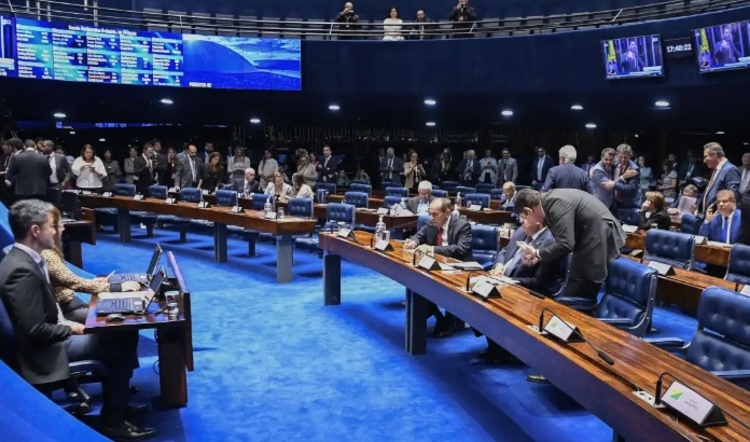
[638,191,671,230]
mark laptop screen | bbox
[146,245,163,276]
[149,268,167,292]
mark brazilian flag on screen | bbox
[607,40,617,63]
[699,29,710,56]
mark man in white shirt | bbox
[316,145,340,183]
[479,149,498,184]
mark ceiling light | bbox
[53,112,66,118]
[160,98,173,105]
[328,104,340,111]
[570,104,583,111]
[69,130,75,135]
[654,100,670,108]
[98,138,106,142]
[425,122,436,127]
[716,131,725,135]
[249,118,261,124]
[424,99,436,106]
[585,123,597,129]
[744,142,749,146]
[634,134,639,138]
[501,110,513,117]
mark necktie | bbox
[721,217,729,243]
[38,260,50,283]
[437,227,444,246]
[686,164,694,180]
[615,166,626,202]
[538,159,544,181]
[191,158,197,182]
[702,168,718,211]
[504,239,528,277]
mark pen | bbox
[106,270,115,279]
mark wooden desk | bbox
[318,231,750,442]
[458,208,514,225]
[80,195,316,282]
[85,252,193,408]
[624,233,730,267]
[61,219,95,268]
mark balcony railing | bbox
[0,0,745,39]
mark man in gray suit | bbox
[42,140,72,207]
[497,148,518,184]
[406,180,434,215]
[541,145,589,192]
[175,144,203,189]
[379,147,404,184]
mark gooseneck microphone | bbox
[538,307,615,366]
[465,269,483,292]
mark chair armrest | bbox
[482,262,494,271]
[644,337,686,349]
[710,370,750,384]
[599,318,635,326]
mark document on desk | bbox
[677,196,696,215]
[470,275,518,286]
[621,224,638,234]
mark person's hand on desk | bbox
[489,263,505,276]
[416,244,434,255]
[121,281,141,292]
[70,323,85,335]
[404,239,418,250]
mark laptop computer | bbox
[96,267,167,316]
[109,244,163,284]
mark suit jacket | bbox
[406,196,433,215]
[612,159,641,208]
[698,160,740,214]
[638,209,671,231]
[411,216,473,261]
[541,163,589,192]
[530,155,554,186]
[49,153,72,187]
[409,19,437,40]
[6,150,51,196]
[0,247,72,385]
[234,179,260,194]
[133,154,154,193]
[379,156,404,183]
[175,155,204,189]
[316,155,340,183]
[678,160,707,183]
[539,189,626,283]
[698,209,741,244]
[497,158,518,184]
[495,227,558,294]
[456,158,481,185]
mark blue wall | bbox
[301,7,750,96]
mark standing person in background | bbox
[43,140,72,207]
[257,149,279,190]
[159,148,179,188]
[457,149,480,186]
[497,148,518,185]
[294,154,318,188]
[198,152,225,193]
[227,147,251,191]
[4,138,51,203]
[380,147,404,184]
[432,148,454,183]
[133,144,155,195]
[637,156,652,196]
[72,145,106,193]
[335,2,360,40]
[317,145,340,184]
[100,149,121,193]
[542,145,589,192]
[175,144,202,190]
[479,149,498,185]
[403,150,427,190]
[530,147,554,191]
[123,146,138,184]
[449,0,477,38]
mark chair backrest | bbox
[417,214,432,231]
[383,195,402,208]
[114,183,136,196]
[215,189,237,207]
[350,180,368,186]
[314,182,337,196]
[0,292,17,365]
[685,287,750,372]
[326,203,355,227]
[595,258,658,338]
[464,193,490,209]
[0,202,14,254]
[385,187,408,197]
[148,185,168,199]
[475,183,495,194]
[470,224,498,265]
[380,181,400,189]
[490,189,505,200]
[180,187,202,203]
[680,213,702,235]
[431,189,447,198]
[251,193,271,211]
[643,229,695,269]
[456,186,475,195]
[726,243,750,285]
[287,198,313,218]
[440,181,459,192]
[616,208,639,227]
[349,183,372,196]
[344,191,368,208]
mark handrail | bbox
[0,0,744,38]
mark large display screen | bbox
[602,34,664,79]
[694,21,750,73]
[3,17,301,90]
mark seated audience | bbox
[406,180,433,215]
[0,199,156,441]
[337,170,350,187]
[291,174,314,200]
[354,168,370,184]
[404,198,471,337]
[698,189,741,244]
[638,191,671,231]
[265,171,293,201]
[383,7,404,41]
[668,184,699,215]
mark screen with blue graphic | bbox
[694,21,750,73]
[6,17,301,90]
[602,34,664,79]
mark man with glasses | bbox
[404,198,472,337]
[406,180,434,215]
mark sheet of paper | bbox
[622,224,638,233]
[677,196,696,215]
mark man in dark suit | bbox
[133,144,155,195]
[379,147,404,184]
[316,145,340,183]
[406,180,434,215]
[677,150,707,186]
[175,144,202,189]
[542,145,589,192]
[409,9,436,40]
[0,200,155,441]
[4,138,51,202]
[42,140,72,208]
[404,198,472,337]
[530,147,555,190]
[456,149,481,186]
[235,167,260,195]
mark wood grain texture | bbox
[319,231,750,442]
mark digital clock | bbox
[664,37,694,58]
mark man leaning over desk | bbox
[404,198,471,337]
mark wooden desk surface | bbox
[81,194,316,236]
[318,231,750,442]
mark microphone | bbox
[465,269,483,292]
[538,307,615,366]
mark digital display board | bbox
[694,21,750,73]
[602,34,664,79]
[0,15,15,77]
[3,17,301,90]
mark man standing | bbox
[457,149,480,186]
[697,142,740,216]
[133,143,155,195]
[404,198,472,337]
[317,145,340,183]
[42,140,72,208]
[5,137,51,202]
[541,145,589,192]
[610,144,641,209]
[406,180,434,215]
[530,147,554,190]
[176,144,202,189]
[497,148,518,184]
[479,149,498,184]
[379,147,404,184]
[589,147,617,210]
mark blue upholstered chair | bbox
[115,183,136,196]
[215,189,237,207]
[383,195,402,208]
[251,193,271,211]
[380,181,401,190]
[94,183,137,225]
[647,287,750,389]
[594,258,658,338]
[350,180,368,186]
[642,229,695,270]
[168,188,202,242]
[343,191,369,208]
[616,208,639,227]
[475,183,495,194]
[725,244,750,286]
[349,183,372,196]
[440,181,459,192]
[470,224,499,269]
[243,193,277,245]
[385,187,408,197]
[417,215,431,231]
[552,254,600,314]
[680,213,702,235]
[456,186,475,195]
[314,182,337,196]
[431,189,447,198]
[464,193,490,210]
[324,203,356,231]
[490,189,505,200]
[133,185,171,236]
[287,198,318,251]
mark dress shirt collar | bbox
[529,226,547,242]
[441,216,451,232]
[13,242,43,265]
[716,158,728,172]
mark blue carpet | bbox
[79,227,698,442]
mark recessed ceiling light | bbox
[425,122,436,127]
[249,118,261,124]
[570,104,583,111]
[654,100,670,108]
[585,123,597,129]
[53,112,66,118]
[328,104,340,111]
[744,142,749,146]
[69,130,75,135]
[716,131,725,135]
[98,138,106,142]
[424,99,436,106]
[501,110,513,117]
[634,134,639,138]
[160,98,173,105]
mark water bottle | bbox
[278,207,285,219]
[375,215,387,241]
[452,193,462,218]
[390,203,399,216]
[399,197,407,210]
[264,196,272,215]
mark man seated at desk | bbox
[235,167,259,195]
[499,181,516,210]
[406,180,434,215]
[404,198,472,337]
[698,189,741,245]
[0,199,157,441]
